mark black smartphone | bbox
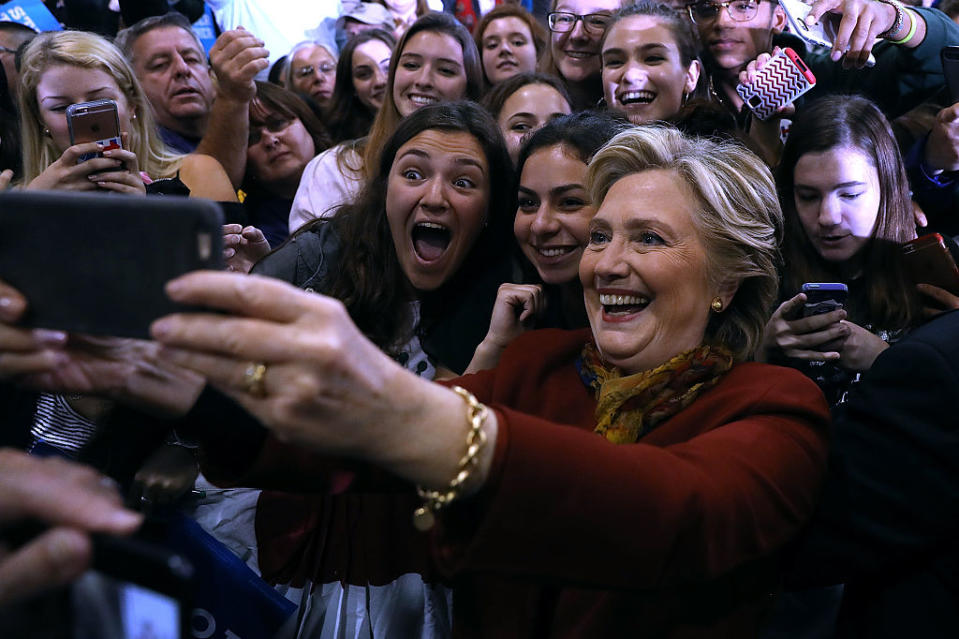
[72,533,195,639]
[0,191,224,338]
[801,282,848,317]
[66,99,122,163]
[901,233,959,296]
[942,46,959,104]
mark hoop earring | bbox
[710,297,724,313]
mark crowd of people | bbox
[1,0,958,637]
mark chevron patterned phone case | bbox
[736,48,816,121]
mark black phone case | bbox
[0,191,224,338]
[942,46,959,104]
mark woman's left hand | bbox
[222,224,270,273]
[87,146,146,196]
[151,272,497,489]
[838,320,889,372]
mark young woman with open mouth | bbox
[289,12,483,233]
[467,110,628,372]
[600,2,702,125]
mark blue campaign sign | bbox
[193,5,218,55]
[0,0,62,32]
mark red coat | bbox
[197,328,830,637]
[433,328,831,637]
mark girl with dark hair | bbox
[761,95,923,405]
[242,81,332,247]
[473,4,545,85]
[599,1,703,125]
[481,71,572,165]
[290,12,484,232]
[323,28,396,144]
[467,110,628,372]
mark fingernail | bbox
[151,318,171,338]
[34,329,68,344]
[166,279,185,297]
[105,509,143,529]
[831,50,841,61]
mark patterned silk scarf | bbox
[577,343,735,444]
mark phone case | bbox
[779,0,832,48]
[737,48,817,121]
[0,191,224,338]
[901,233,959,296]
[801,282,847,317]
[66,99,122,162]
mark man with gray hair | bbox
[115,13,268,186]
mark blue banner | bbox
[0,0,61,32]
[192,5,217,55]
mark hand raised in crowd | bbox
[806,0,911,68]
[761,293,850,362]
[26,142,145,195]
[222,224,270,273]
[0,278,204,418]
[917,282,959,318]
[466,283,545,374]
[0,449,142,606]
[923,103,959,175]
[209,27,270,104]
[738,47,793,165]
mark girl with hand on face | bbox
[18,30,235,200]
[473,4,545,86]
[323,28,396,144]
[600,2,702,126]
[541,0,623,110]
[761,95,924,406]
[289,12,483,233]
[467,110,628,373]
[242,81,332,248]
[481,72,572,166]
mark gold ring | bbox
[243,361,268,397]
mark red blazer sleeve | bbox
[434,330,831,590]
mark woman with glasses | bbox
[540,0,623,110]
[284,41,338,110]
[243,81,332,247]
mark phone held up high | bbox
[736,47,816,121]
[801,282,848,318]
[942,46,959,104]
[66,98,122,163]
[778,0,876,67]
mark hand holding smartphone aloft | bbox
[901,233,959,296]
[778,0,876,67]
[737,47,816,120]
[0,191,224,339]
[801,282,848,318]
[66,99,122,163]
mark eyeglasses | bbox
[0,45,17,55]
[293,62,336,79]
[686,0,764,23]
[547,11,612,34]
[248,117,292,146]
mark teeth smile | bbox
[565,51,594,59]
[417,221,448,231]
[599,294,649,306]
[409,94,438,106]
[620,91,654,104]
[537,247,574,257]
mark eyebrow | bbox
[399,52,463,67]
[795,180,867,189]
[603,43,671,56]
[40,86,113,102]
[519,183,585,196]
[397,148,487,172]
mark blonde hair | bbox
[18,30,183,184]
[587,125,783,360]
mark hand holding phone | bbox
[779,0,878,68]
[902,233,959,296]
[801,282,848,317]
[67,99,122,163]
[737,47,816,121]
[762,290,849,362]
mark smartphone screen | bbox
[801,282,848,317]
[72,570,184,639]
[67,99,122,163]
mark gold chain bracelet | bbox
[412,386,488,531]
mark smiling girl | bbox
[473,4,545,86]
[290,12,482,232]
